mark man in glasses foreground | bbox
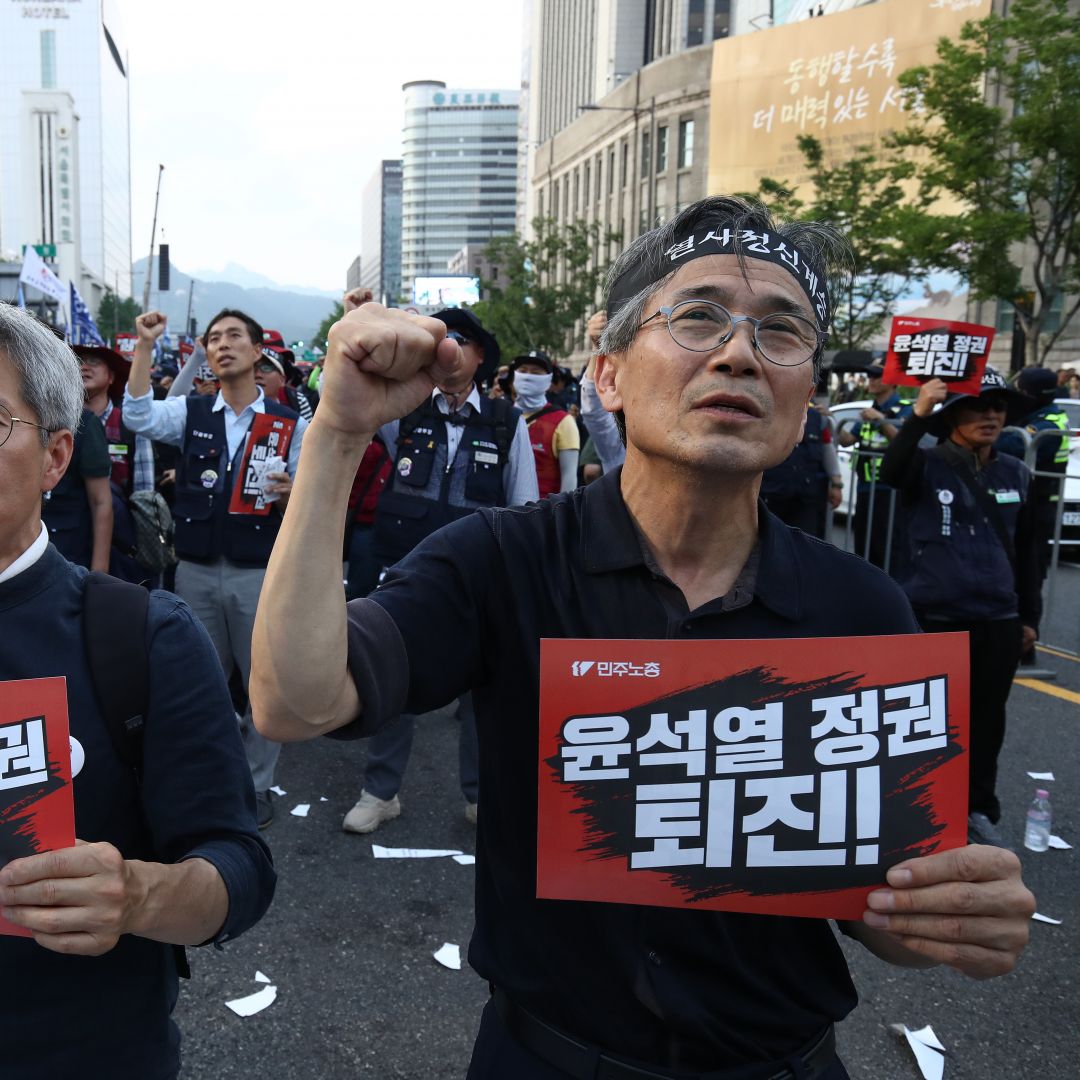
[251,197,1034,1079]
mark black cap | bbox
[925,367,1033,437]
[511,350,553,374]
[433,308,500,384]
[865,364,885,379]
[1016,366,1058,401]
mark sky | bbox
[122,0,525,292]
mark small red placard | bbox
[882,316,994,395]
[537,634,969,920]
[228,413,296,516]
[1,677,76,937]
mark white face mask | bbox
[514,372,552,409]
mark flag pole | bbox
[141,164,165,312]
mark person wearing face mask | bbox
[511,351,580,498]
[880,370,1040,848]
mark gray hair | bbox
[0,304,85,444]
[598,194,853,382]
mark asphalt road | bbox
[174,581,1080,1079]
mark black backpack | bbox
[81,572,190,977]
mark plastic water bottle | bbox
[1023,789,1052,852]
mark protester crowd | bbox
[0,193,1060,1079]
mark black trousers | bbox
[917,615,1022,823]
[466,998,850,1080]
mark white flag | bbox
[19,246,67,304]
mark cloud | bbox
[124,0,524,290]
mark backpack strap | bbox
[485,396,521,463]
[82,572,150,782]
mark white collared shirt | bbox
[0,521,49,585]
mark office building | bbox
[359,159,403,305]
[0,0,133,308]
[400,81,519,296]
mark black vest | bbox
[374,395,519,564]
[173,394,298,566]
[760,408,828,499]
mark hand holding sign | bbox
[861,845,1034,979]
[913,378,950,418]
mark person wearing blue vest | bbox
[880,369,1040,849]
[760,404,843,538]
[122,309,308,829]
[342,303,539,835]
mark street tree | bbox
[97,290,142,343]
[313,301,344,350]
[471,217,620,360]
[752,135,941,352]
[894,0,1080,364]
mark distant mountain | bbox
[132,258,338,345]
[189,261,340,299]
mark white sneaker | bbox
[464,801,478,826]
[342,790,401,834]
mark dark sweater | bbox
[0,545,276,1080]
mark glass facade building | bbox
[360,159,403,305]
[400,81,520,295]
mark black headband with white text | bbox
[606,224,831,329]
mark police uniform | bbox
[760,407,835,538]
[850,393,909,571]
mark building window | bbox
[609,149,616,194]
[573,170,580,214]
[584,162,591,206]
[687,0,706,46]
[641,131,651,179]
[621,142,629,188]
[551,182,559,222]
[678,119,695,169]
[715,0,731,39]
[656,126,669,172]
[40,30,57,89]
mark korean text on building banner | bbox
[1,678,76,938]
[228,413,296,516]
[882,316,995,395]
[537,635,969,920]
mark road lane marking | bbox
[1037,643,1080,663]
[1015,678,1080,706]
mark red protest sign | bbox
[114,332,138,357]
[537,634,969,920]
[882,316,994,395]
[1,678,76,937]
[228,413,296,516]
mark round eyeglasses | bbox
[641,300,825,367]
[0,402,51,449]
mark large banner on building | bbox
[537,634,969,920]
[708,0,992,197]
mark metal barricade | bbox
[835,445,900,575]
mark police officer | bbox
[837,365,910,569]
[341,307,539,834]
[122,308,308,828]
[760,404,843,538]
[881,369,1040,848]
[997,367,1069,584]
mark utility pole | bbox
[142,164,164,312]
[185,277,195,339]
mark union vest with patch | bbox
[103,404,138,495]
[172,395,298,566]
[526,404,569,499]
[374,395,519,564]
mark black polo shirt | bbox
[339,468,920,1070]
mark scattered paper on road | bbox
[254,971,270,984]
[270,786,286,796]
[433,943,461,970]
[1027,772,1055,781]
[225,985,277,1017]
[1048,835,1072,850]
[892,1024,946,1080]
[1032,912,1062,925]
[453,854,476,865]
[372,845,463,859]
[290,804,310,817]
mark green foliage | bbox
[96,290,142,342]
[894,0,1080,362]
[470,217,621,360]
[313,301,344,350]
[752,135,941,351]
